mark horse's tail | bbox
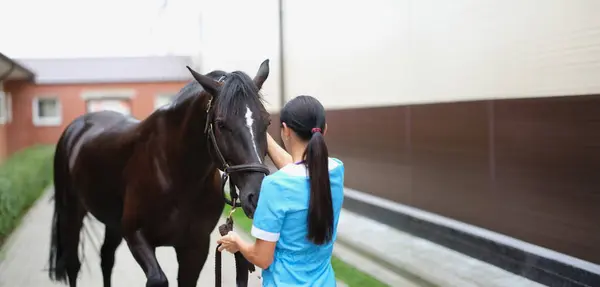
[48,134,71,283]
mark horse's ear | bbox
[186,66,220,96]
[253,59,270,90]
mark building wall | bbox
[0,81,6,161]
[324,97,600,265]
[4,80,188,154]
[0,119,6,162]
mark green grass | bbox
[0,145,55,246]
[223,205,389,287]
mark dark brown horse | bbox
[48,60,272,287]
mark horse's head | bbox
[186,60,271,218]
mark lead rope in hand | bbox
[215,211,234,287]
[215,172,237,287]
[215,192,256,287]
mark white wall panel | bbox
[283,0,410,109]
[283,0,600,109]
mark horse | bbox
[48,60,272,287]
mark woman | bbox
[217,95,345,286]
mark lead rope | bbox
[215,211,234,287]
[215,179,256,287]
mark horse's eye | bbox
[215,120,227,130]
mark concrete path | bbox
[0,190,263,287]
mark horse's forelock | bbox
[216,71,265,117]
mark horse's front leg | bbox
[122,188,168,287]
[175,235,210,287]
[124,230,168,287]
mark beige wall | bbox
[283,0,600,109]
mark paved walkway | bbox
[0,190,262,287]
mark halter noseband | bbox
[205,75,271,208]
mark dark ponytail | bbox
[280,95,334,245]
[304,131,334,245]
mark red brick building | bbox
[0,53,193,161]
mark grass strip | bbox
[0,145,55,246]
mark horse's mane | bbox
[170,70,228,106]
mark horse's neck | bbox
[164,95,216,171]
[178,95,209,147]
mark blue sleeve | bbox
[251,177,286,242]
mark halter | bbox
[205,75,271,208]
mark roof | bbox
[16,55,194,84]
[0,53,35,82]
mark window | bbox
[0,92,10,124]
[0,91,6,124]
[154,93,176,110]
[33,97,62,126]
[6,93,11,123]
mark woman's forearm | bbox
[237,239,272,270]
[267,133,292,169]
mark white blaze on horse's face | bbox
[245,105,262,163]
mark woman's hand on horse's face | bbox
[217,231,240,253]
